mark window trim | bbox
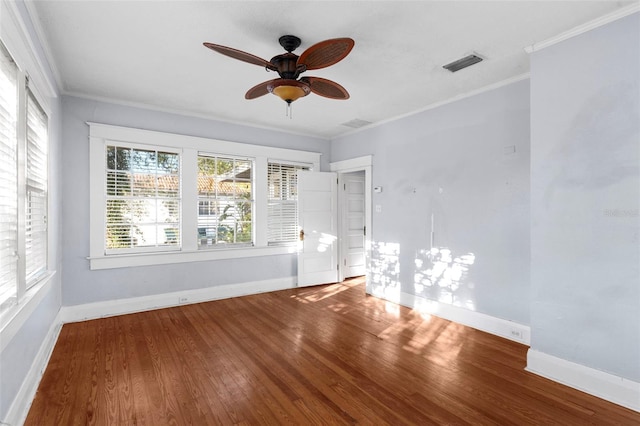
[89,122,320,270]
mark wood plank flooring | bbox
[26,277,640,425]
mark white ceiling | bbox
[30,0,635,139]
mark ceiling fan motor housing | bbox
[271,53,305,79]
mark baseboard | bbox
[526,349,640,413]
[4,309,64,426]
[369,288,531,345]
[61,277,297,323]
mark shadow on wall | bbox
[370,241,477,312]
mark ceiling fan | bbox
[203,35,354,114]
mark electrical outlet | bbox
[178,297,188,304]
[510,328,523,340]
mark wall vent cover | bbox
[443,54,483,72]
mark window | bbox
[105,144,180,253]
[197,155,253,248]
[26,92,48,281]
[0,42,18,310]
[0,42,49,312]
[89,123,320,269]
[267,162,308,246]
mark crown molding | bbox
[1,0,58,107]
[22,0,64,91]
[525,3,640,53]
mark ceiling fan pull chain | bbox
[286,102,293,119]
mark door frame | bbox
[330,156,372,290]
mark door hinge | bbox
[364,225,366,236]
[344,183,346,190]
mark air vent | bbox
[443,54,483,72]
[341,119,372,129]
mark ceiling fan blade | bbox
[245,79,278,99]
[297,38,354,70]
[203,42,276,70]
[302,77,350,100]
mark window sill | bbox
[88,245,299,270]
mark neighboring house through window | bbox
[197,155,253,248]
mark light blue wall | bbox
[333,79,531,324]
[61,96,331,306]
[530,13,640,380]
[0,275,61,417]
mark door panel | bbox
[297,171,338,287]
[343,172,366,278]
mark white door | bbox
[297,171,338,287]
[342,171,366,278]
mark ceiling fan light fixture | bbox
[268,79,311,104]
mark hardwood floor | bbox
[27,277,639,425]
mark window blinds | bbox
[25,91,48,285]
[0,43,18,307]
[267,163,307,246]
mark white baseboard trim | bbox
[4,309,64,426]
[526,349,640,413]
[61,277,297,323]
[368,288,531,345]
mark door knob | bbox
[299,229,305,241]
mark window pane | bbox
[116,146,130,170]
[105,146,180,252]
[106,224,134,249]
[106,170,131,196]
[130,149,156,196]
[198,155,253,248]
[0,42,18,309]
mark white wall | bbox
[529,12,639,382]
[332,79,531,326]
[61,96,331,306]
